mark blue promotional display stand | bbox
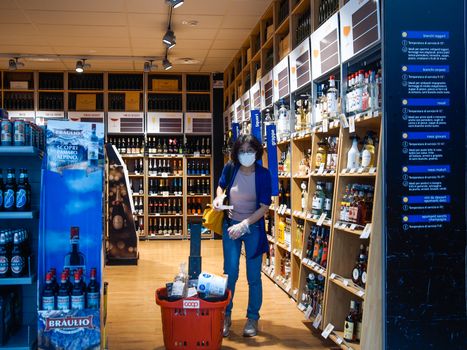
[37,121,105,350]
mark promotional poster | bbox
[38,120,104,350]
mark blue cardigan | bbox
[218,161,272,259]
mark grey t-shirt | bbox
[228,169,256,221]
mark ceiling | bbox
[0,0,271,73]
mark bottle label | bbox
[352,268,360,281]
[88,144,98,160]
[301,197,307,210]
[344,321,355,340]
[324,198,332,211]
[71,295,85,310]
[361,271,367,284]
[0,256,8,275]
[361,150,372,167]
[87,292,100,308]
[1,121,12,143]
[57,295,70,310]
[312,197,323,210]
[16,189,27,209]
[42,296,55,311]
[0,191,3,207]
[10,255,24,274]
[4,189,14,209]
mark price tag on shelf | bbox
[313,313,322,328]
[317,213,327,226]
[343,279,349,286]
[330,273,336,280]
[358,167,364,174]
[203,193,208,196]
[321,323,335,339]
[319,268,325,274]
[286,284,292,293]
[336,336,343,345]
[306,213,312,219]
[155,213,160,216]
[339,114,349,128]
[341,168,348,174]
[162,191,169,197]
[361,224,372,239]
[162,173,168,178]
[369,167,377,174]
[322,119,329,133]
[350,224,357,230]
[349,116,356,133]
[298,303,306,312]
[194,152,201,157]
[187,287,198,297]
[304,305,313,320]
[373,111,380,118]
[317,163,325,174]
[349,168,356,174]
[357,290,365,297]
[334,222,340,229]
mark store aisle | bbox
[105,240,331,350]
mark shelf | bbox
[68,89,104,93]
[277,138,291,146]
[147,154,184,158]
[275,17,290,35]
[330,275,365,300]
[187,194,211,197]
[292,210,307,219]
[340,168,377,177]
[187,174,211,177]
[276,208,292,216]
[262,265,275,279]
[0,211,37,220]
[0,146,43,157]
[187,214,203,217]
[307,216,332,227]
[108,90,143,93]
[276,241,291,252]
[131,194,144,197]
[292,248,302,259]
[267,235,275,243]
[313,120,341,133]
[148,194,183,198]
[145,235,184,240]
[329,330,362,350]
[121,154,145,158]
[292,174,310,180]
[148,90,182,94]
[310,170,336,178]
[185,155,212,158]
[148,175,183,178]
[0,273,36,285]
[333,222,366,237]
[38,89,65,92]
[186,91,210,95]
[0,324,36,350]
[302,258,327,277]
[3,89,34,92]
[148,214,183,217]
[274,275,294,299]
[292,0,310,15]
[128,174,144,177]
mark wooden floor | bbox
[104,240,332,350]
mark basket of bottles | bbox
[155,268,231,350]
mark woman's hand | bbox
[212,195,226,211]
[227,220,250,239]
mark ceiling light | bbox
[75,59,90,73]
[163,29,176,49]
[144,60,157,72]
[182,20,198,26]
[167,0,184,8]
[163,57,173,71]
[8,58,24,71]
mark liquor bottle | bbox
[16,169,31,211]
[0,233,8,278]
[355,301,363,342]
[0,169,3,210]
[324,182,333,218]
[327,75,338,120]
[361,131,376,168]
[167,218,173,235]
[10,232,26,277]
[71,272,85,310]
[3,168,16,211]
[285,182,291,208]
[315,140,328,170]
[347,135,360,169]
[88,124,99,167]
[42,272,56,310]
[87,267,100,309]
[284,253,291,280]
[344,300,357,342]
[64,227,86,271]
[320,229,328,267]
[205,138,211,154]
[311,182,325,217]
[57,272,70,310]
[352,244,366,286]
[200,138,206,154]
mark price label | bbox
[358,167,364,174]
[373,111,380,117]
[357,290,365,297]
[339,114,349,128]
[349,168,356,174]
[334,222,340,229]
[319,268,325,274]
[187,287,198,297]
[317,213,327,226]
[313,313,322,328]
[336,336,343,345]
[350,224,357,230]
[194,152,201,157]
[286,284,292,293]
[298,303,307,312]
[341,168,348,174]
[343,279,349,286]
[369,167,377,174]
[330,273,336,279]
[361,223,372,239]
[349,116,356,133]
[321,323,335,339]
[155,213,160,216]
[162,173,168,178]
[310,261,316,267]
[305,305,313,320]
[162,191,169,197]
[306,213,312,219]
[293,210,298,216]
[322,119,329,132]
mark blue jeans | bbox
[222,219,263,320]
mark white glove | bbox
[212,195,226,210]
[227,220,250,239]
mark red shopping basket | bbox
[155,288,231,350]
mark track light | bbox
[8,58,24,71]
[167,0,184,8]
[163,29,176,49]
[163,57,173,71]
[144,60,157,72]
[75,59,90,73]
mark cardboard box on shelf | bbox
[76,94,97,111]
[125,92,140,111]
[266,25,274,40]
[256,68,262,82]
[280,34,291,60]
[237,85,243,97]
[247,48,252,62]
[152,79,179,92]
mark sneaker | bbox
[223,314,232,337]
[243,319,258,337]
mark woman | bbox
[213,134,272,337]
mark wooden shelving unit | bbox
[224,0,383,349]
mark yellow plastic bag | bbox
[202,204,224,235]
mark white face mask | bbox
[239,152,256,167]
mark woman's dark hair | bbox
[230,134,264,164]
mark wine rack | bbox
[108,73,143,91]
[39,92,64,111]
[3,92,34,110]
[68,73,104,90]
[39,72,64,90]
[148,93,182,112]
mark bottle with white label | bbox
[301,181,308,211]
[347,136,360,170]
[276,102,290,139]
[326,75,338,119]
[361,131,376,168]
[344,300,356,342]
[311,182,325,217]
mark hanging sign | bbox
[68,112,104,123]
[107,112,144,134]
[251,110,262,142]
[250,81,261,110]
[234,98,243,123]
[289,38,312,92]
[266,123,279,196]
[260,70,274,110]
[147,112,183,134]
[242,91,251,120]
[273,56,290,102]
[311,13,340,80]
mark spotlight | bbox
[75,59,90,73]
[8,58,24,71]
[144,60,157,72]
[167,0,184,8]
[163,29,176,49]
[163,57,173,71]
